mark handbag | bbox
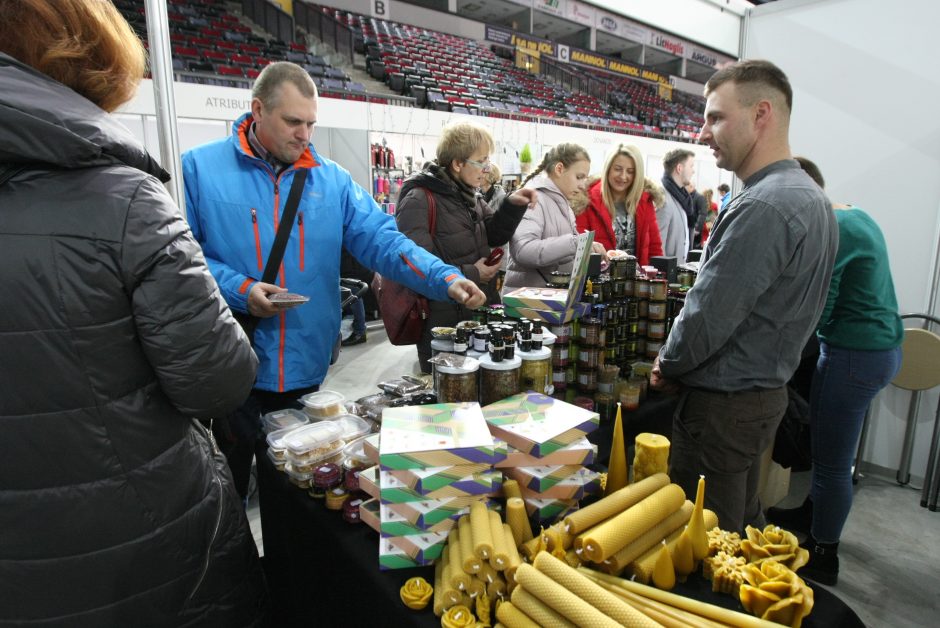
[233,168,308,345]
[372,188,437,346]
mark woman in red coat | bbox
[576,144,665,266]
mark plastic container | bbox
[436,358,480,403]
[285,464,315,489]
[261,408,309,434]
[283,421,345,466]
[266,426,301,462]
[342,436,372,492]
[332,414,372,441]
[266,447,288,471]
[299,390,346,419]
[518,347,551,394]
[479,355,521,406]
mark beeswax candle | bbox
[631,510,718,584]
[606,403,628,495]
[489,510,510,570]
[601,501,692,574]
[506,497,534,547]
[502,523,523,584]
[689,475,709,561]
[433,554,446,616]
[495,601,540,628]
[467,576,485,598]
[514,563,622,627]
[580,483,686,563]
[448,531,471,591]
[519,532,544,561]
[633,433,670,483]
[673,527,695,581]
[441,547,463,606]
[510,587,577,628]
[470,500,494,560]
[458,516,482,574]
[487,577,507,600]
[532,553,662,627]
[503,478,523,500]
[564,473,670,534]
[652,542,676,590]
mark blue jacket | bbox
[183,113,462,392]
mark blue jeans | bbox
[809,342,901,543]
[345,297,366,335]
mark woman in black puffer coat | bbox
[0,2,267,626]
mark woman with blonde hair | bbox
[502,143,607,293]
[0,0,267,625]
[577,144,664,266]
[397,121,535,372]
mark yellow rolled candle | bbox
[602,501,693,574]
[606,403,628,495]
[652,541,676,590]
[479,561,498,586]
[532,552,663,627]
[495,601,540,628]
[564,548,581,568]
[514,563,622,627]
[580,483,686,563]
[458,516,482,574]
[510,587,577,628]
[688,475,709,561]
[503,478,523,500]
[470,500,494,560]
[467,576,485,598]
[433,554,446,616]
[633,433,670,484]
[506,497,534,547]
[441,547,463,606]
[564,473,670,535]
[488,510,511,571]
[673,527,695,581]
[502,523,523,584]
[631,509,718,584]
[541,524,569,559]
[448,531,471,591]
[519,532,544,561]
[487,578,507,600]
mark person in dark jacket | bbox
[0,1,267,625]
[396,122,537,372]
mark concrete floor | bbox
[249,324,940,627]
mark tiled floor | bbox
[247,325,940,626]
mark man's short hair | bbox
[663,149,695,175]
[436,122,494,168]
[252,61,316,108]
[705,59,793,113]
[718,183,730,194]
[794,156,826,189]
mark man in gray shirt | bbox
[652,60,838,533]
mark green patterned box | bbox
[387,463,494,493]
[506,464,584,492]
[494,437,596,468]
[482,392,599,457]
[502,231,594,312]
[523,496,579,525]
[518,468,602,501]
[379,469,502,502]
[381,496,496,528]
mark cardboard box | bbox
[518,468,602,501]
[361,497,381,533]
[378,469,502,502]
[379,402,503,469]
[382,496,496,528]
[379,536,439,570]
[502,232,594,311]
[494,437,597,468]
[482,392,599,457]
[502,302,592,325]
[383,531,449,564]
[523,496,579,524]
[387,463,494,493]
[505,464,584,492]
[378,503,461,537]
[363,433,380,465]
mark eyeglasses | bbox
[464,158,492,172]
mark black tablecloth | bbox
[258,392,863,627]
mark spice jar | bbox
[648,320,666,340]
[549,323,571,343]
[577,345,600,369]
[579,317,604,347]
[472,328,490,352]
[609,257,628,279]
[635,277,650,299]
[479,355,521,406]
[436,358,480,403]
[678,269,693,288]
[518,347,552,394]
[649,278,668,301]
[548,270,570,286]
[648,300,667,321]
[623,277,635,298]
[645,337,664,359]
[576,368,597,392]
[551,342,570,367]
[552,366,567,392]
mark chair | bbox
[854,314,940,511]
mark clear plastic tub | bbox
[261,408,309,434]
[332,414,372,441]
[266,447,287,471]
[282,421,345,466]
[266,426,301,462]
[285,464,315,489]
[299,390,346,419]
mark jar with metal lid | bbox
[637,298,649,319]
[593,277,609,303]
[576,368,597,392]
[436,358,480,403]
[548,270,570,287]
[518,347,552,394]
[649,278,668,301]
[577,345,600,369]
[549,323,571,343]
[645,337,664,359]
[551,366,567,391]
[648,320,667,340]
[472,327,490,352]
[648,300,667,321]
[479,355,521,406]
[635,277,651,299]
[630,320,642,336]
[625,297,639,320]
[551,342,570,367]
[636,336,647,356]
[594,390,615,422]
[677,269,694,288]
[611,278,625,299]
[609,256,628,279]
[578,317,604,347]
[623,277,635,298]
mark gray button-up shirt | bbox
[658,159,838,391]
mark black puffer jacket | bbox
[0,54,266,626]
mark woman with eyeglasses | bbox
[578,144,665,266]
[396,121,536,373]
[502,143,607,294]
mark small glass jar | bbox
[611,279,626,299]
[551,342,570,367]
[625,297,639,320]
[549,323,571,343]
[472,328,491,352]
[629,320,641,336]
[623,278,636,298]
[548,270,570,286]
[579,317,603,346]
[577,345,600,369]
[637,298,649,319]
[552,366,567,391]
[635,277,651,299]
[636,336,647,356]
[620,381,641,410]
[594,391,615,422]
[436,359,480,403]
[609,257,628,279]
[648,300,667,321]
[646,337,664,359]
[518,347,552,394]
[677,270,694,288]
[593,277,609,303]
[649,278,668,301]
[629,374,649,401]
[573,396,595,412]
[479,355,521,406]
[577,368,598,392]
[648,320,667,340]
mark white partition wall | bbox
[745,0,940,477]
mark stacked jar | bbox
[576,315,603,396]
[549,321,571,400]
[646,277,669,360]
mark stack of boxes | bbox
[482,392,601,527]
[358,402,505,570]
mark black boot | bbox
[800,537,839,586]
[766,496,813,534]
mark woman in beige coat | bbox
[502,143,606,292]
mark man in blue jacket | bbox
[182,62,484,499]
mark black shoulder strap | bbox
[261,168,308,284]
